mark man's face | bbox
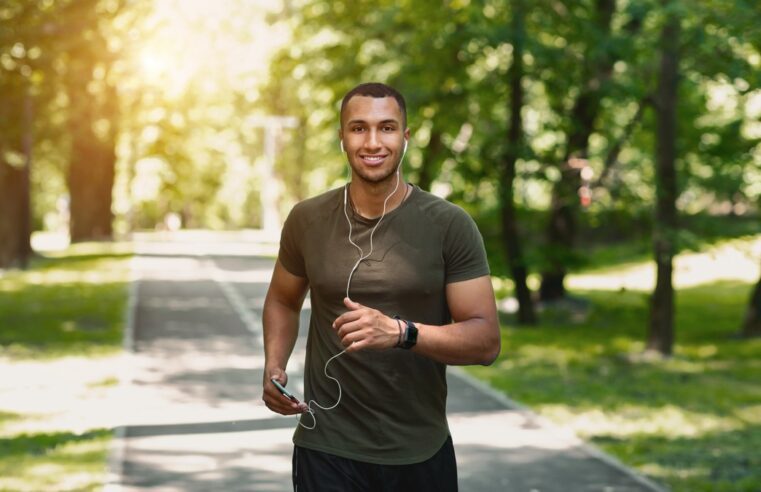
[339,96,410,185]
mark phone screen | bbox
[270,378,299,401]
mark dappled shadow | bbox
[456,442,655,492]
[151,367,266,404]
[122,445,293,492]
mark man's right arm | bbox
[262,259,309,415]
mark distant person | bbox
[262,82,500,491]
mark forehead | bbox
[341,96,402,125]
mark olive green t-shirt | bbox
[278,184,490,465]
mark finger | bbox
[344,297,362,310]
[336,318,363,340]
[346,338,367,353]
[267,370,288,386]
[333,309,362,329]
[264,391,304,415]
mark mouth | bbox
[359,154,388,166]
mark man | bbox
[262,82,500,491]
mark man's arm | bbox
[413,275,500,365]
[333,275,501,366]
[262,259,309,414]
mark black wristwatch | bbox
[399,319,418,350]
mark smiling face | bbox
[339,95,410,185]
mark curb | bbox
[104,255,139,491]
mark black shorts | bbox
[292,435,458,492]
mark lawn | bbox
[0,242,131,492]
[470,241,761,491]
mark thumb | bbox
[344,297,362,310]
[268,369,287,385]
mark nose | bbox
[364,129,381,150]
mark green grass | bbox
[0,246,131,360]
[0,242,130,491]
[469,281,761,492]
[0,430,112,492]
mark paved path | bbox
[107,232,666,492]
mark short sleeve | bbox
[278,206,307,277]
[443,207,490,283]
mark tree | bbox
[0,84,33,269]
[538,0,644,301]
[498,0,536,324]
[741,271,761,338]
[0,1,43,268]
[647,3,681,356]
[58,0,122,242]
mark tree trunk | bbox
[0,87,33,269]
[66,73,116,242]
[0,162,27,269]
[741,272,761,338]
[540,0,618,301]
[19,90,34,267]
[499,0,536,325]
[417,130,444,192]
[647,5,680,356]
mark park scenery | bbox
[1,1,760,491]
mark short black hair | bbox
[340,82,407,128]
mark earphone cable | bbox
[301,145,405,430]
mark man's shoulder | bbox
[290,186,343,219]
[410,187,474,226]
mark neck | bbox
[349,173,409,219]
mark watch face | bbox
[403,320,418,349]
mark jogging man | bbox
[262,82,500,491]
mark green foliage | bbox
[2,0,759,235]
[0,246,130,359]
[469,281,761,491]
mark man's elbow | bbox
[478,323,501,366]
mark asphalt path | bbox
[106,233,666,492]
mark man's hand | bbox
[262,369,308,415]
[332,297,399,352]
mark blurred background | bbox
[0,0,760,491]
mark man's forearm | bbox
[262,298,301,373]
[411,317,500,366]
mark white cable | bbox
[298,348,347,429]
[300,143,407,430]
[343,170,401,299]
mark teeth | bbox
[363,156,384,162]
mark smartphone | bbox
[270,378,299,402]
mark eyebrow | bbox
[347,118,400,126]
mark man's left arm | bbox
[411,275,500,366]
[333,275,500,366]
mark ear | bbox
[337,128,344,152]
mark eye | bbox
[382,125,396,132]
[351,126,365,133]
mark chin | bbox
[351,163,400,184]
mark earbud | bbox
[340,140,344,153]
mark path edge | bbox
[447,366,670,492]
[104,253,139,491]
